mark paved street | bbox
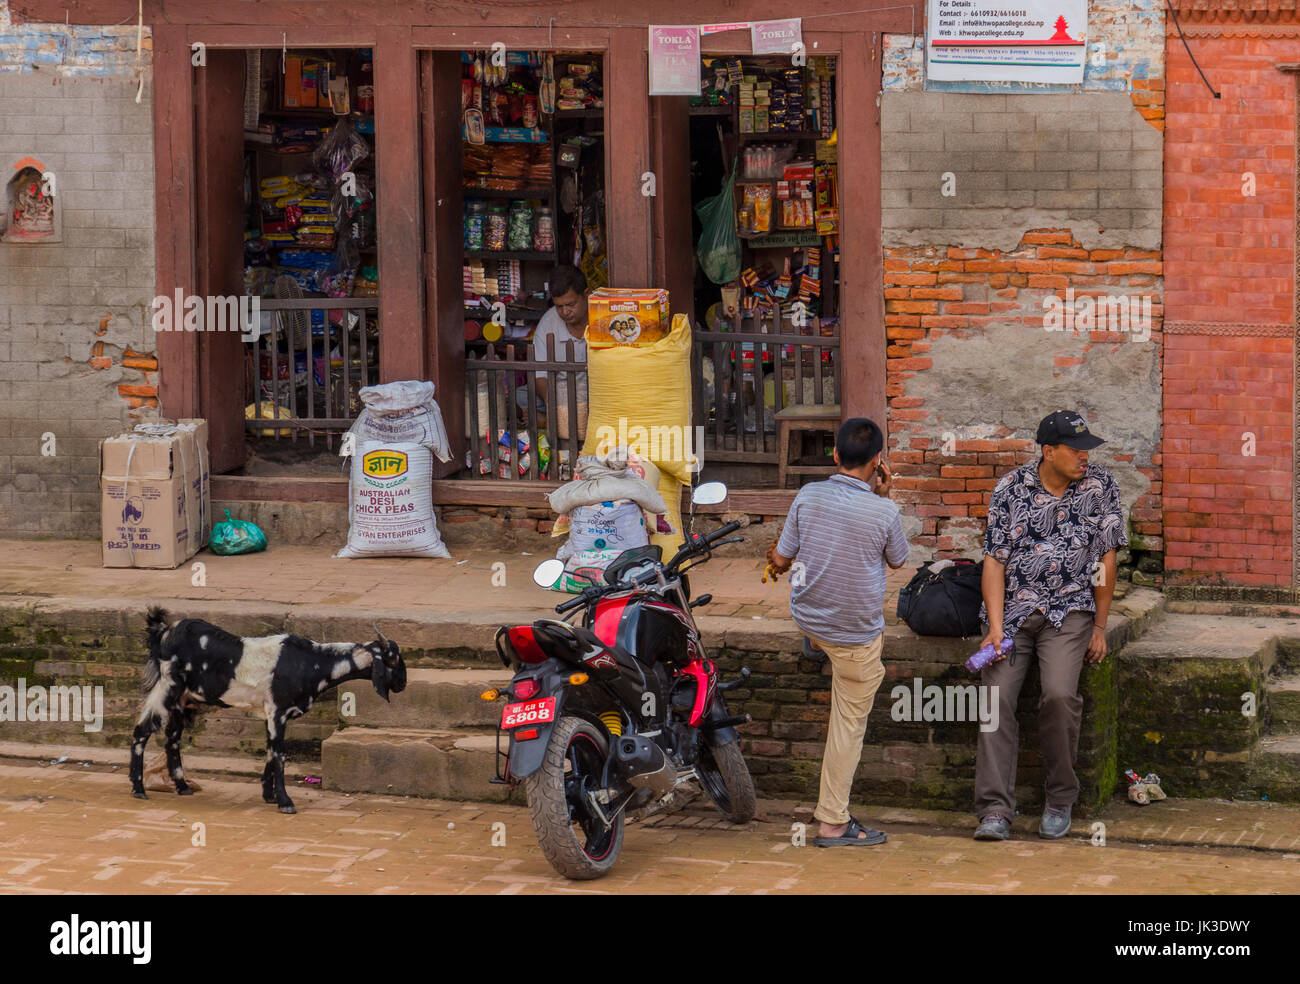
[2,760,1297,894]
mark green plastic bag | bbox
[211,509,268,555]
[695,161,740,285]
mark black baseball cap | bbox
[1036,410,1105,450]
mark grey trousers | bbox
[973,610,1093,820]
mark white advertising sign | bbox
[926,0,1088,83]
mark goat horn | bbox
[372,621,388,646]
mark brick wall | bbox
[885,229,1166,569]
[1164,336,1292,585]
[1162,33,1296,586]
[0,10,156,538]
[880,85,1166,569]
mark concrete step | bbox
[338,668,512,730]
[321,726,517,803]
[1266,673,1300,732]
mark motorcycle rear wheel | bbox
[524,715,624,880]
[697,737,758,823]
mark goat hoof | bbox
[278,803,297,815]
[132,790,148,800]
[175,785,193,796]
[263,794,277,804]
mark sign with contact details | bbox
[926,0,1087,83]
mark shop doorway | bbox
[184,45,386,477]
[452,48,610,482]
[687,54,841,489]
[236,46,383,476]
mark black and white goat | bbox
[130,606,406,814]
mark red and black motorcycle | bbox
[485,483,757,880]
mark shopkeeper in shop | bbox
[529,264,590,437]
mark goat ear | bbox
[371,650,390,702]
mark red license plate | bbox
[501,697,556,729]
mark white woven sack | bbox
[336,440,450,559]
[348,381,451,462]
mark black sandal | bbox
[813,815,887,847]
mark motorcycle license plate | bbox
[501,697,556,729]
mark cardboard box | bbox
[301,61,318,108]
[586,288,670,348]
[176,418,211,548]
[284,56,303,108]
[100,421,209,569]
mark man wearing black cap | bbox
[972,411,1128,842]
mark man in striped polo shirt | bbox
[768,417,909,847]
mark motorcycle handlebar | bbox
[551,519,746,615]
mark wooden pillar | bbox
[649,95,694,321]
[374,25,426,382]
[421,50,467,477]
[603,28,654,286]
[194,48,249,473]
[153,24,199,420]
[838,30,886,432]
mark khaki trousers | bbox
[810,633,886,826]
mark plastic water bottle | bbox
[965,637,1014,674]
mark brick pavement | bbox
[1,760,1297,894]
[0,538,909,626]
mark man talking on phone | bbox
[973,411,1127,841]
[768,417,909,847]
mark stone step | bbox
[1253,732,1300,801]
[337,668,512,730]
[321,726,516,803]
[1266,673,1300,731]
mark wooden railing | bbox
[247,296,379,450]
[463,340,585,482]
[691,315,840,463]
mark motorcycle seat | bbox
[531,619,638,677]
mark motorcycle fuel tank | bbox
[592,592,700,668]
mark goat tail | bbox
[143,606,169,691]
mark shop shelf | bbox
[738,230,822,248]
[689,104,736,116]
[552,108,604,118]
[739,130,821,142]
[464,249,557,261]
[462,187,554,200]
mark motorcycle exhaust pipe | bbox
[611,733,677,799]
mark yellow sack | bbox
[245,401,294,437]
[653,473,685,556]
[583,312,694,483]
[583,312,693,554]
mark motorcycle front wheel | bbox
[696,737,758,823]
[524,715,624,880]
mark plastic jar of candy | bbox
[533,206,555,252]
[485,203,508,251]
[464,200,486,250]
[507,200,534,251]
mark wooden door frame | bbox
[150,14,896,478]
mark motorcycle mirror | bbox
[692,482,728,506]
[532,559,565,588]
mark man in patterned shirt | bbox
[973,411,1127,842]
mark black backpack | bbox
[896,558,984,637]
